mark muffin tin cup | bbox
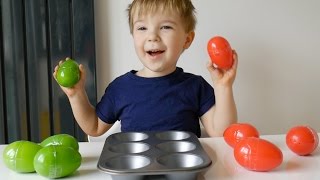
[97,131,212,180]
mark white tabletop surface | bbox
[1,134,320,180]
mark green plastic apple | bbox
[56,58,80,87]
[34,145,82,178]
[40,134,79,151]
[3,140,42,173]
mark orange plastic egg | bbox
[234,137,283,172]
[223,123,259,148]
[286,125,319,156]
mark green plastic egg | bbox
[56,58,80,87]
[34,145,82,178]
[40,134,79,151]
[2,140,42,173]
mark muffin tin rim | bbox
[97,130,212,175]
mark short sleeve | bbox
[96,85,118,124]
[198,77,215,116]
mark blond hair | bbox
[127,0,196,34]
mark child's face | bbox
[132,10,194,77]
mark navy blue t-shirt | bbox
[96,67,215,137]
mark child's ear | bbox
[183,31,195,49]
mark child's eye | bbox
[137,26,147,31]
[161,26,172,30]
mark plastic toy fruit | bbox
[56,58,80,87]
[3,140,42,173]
[40,134,79,151]
[207,36,233,69]
[223,123,260,148]
[286,125,319,156]
[34,145,82,178]
[234,137,283,172]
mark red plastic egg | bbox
[207,36,233,69]
[286,125,319,156]
[234,137,283,171]
[223,123,260,148]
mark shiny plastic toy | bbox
[234,137,283,172]
[223,123,260,148]
[40,134,79,151]
[286,125,319,156]
[34,145,82,178]
[56,58,80,87]
[207,36,233,69]
[2,140,42,173]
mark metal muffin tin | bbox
[97,130,212,180]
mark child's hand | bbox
[53,58,86,98]
[207,50,238,87]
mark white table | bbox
[1,134,320,180]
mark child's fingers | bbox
[53,60,64,79]
[207,60,222,80]
[54,65,59,72]
[78,64,86,81]
[53,69,58,80]
[79,64,85,74]
[233,50,238,59]
[230,50,238,72]
[232,50,238,66]
[53,64,60,79]
[207,59,221,74]
[58,60,64,66]
[206,60,214,71]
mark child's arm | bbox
[53,60,112,136]
[201,51,238,137]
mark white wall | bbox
[94,0,320,135]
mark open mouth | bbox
[147,50,165,56]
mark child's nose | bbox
[147,31,160,42]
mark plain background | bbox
[93,0,320,135]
